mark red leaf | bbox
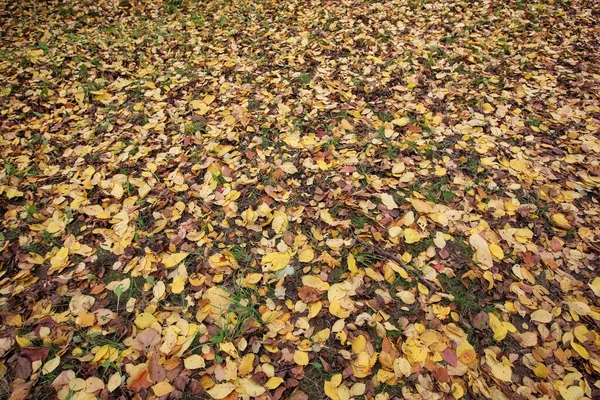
[435,366,449,382]
[20,347,49,362]
[441,348,457,367]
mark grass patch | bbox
[297,363,333,399]
[423,178,456,204]
[438,274,494,316]
[101,270,145,312]
[230,244,249,263]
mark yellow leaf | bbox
[551,213,572,230]
[91,90,111,101]
[483,271,494,290]
[50,247,70,271]
[568,301,591,316]
[207,383,237,399]
[347,254,357,275]
[326,238,344,251]
[6,314,22,327]
[152,381,174,397]
[153,281,166,300]
[203,286,232,317]
[533,363,548,378]
[457,341,477,364]
[559,385,584,400]
[190,99,204,109]
[46,221,62,233]
[509,159,527,172]
[134,313,157,329]
[308,301,322,319]
[571,342,589,359]
[162,252,188,268]
[409,198,433,214]
[469,233,493,269]
[298,246,314,263]
[530,309,553,323]
[485,351,512,382]
[397,290,415,305]
[404,229,420,244]
[245,273,262,285]
[381,193,398,210]
[15,336,33,347]
[203,94,216,105]
[433,231,446,248]
[489,243,504,260]
[302,275,330,292]
[265,377,284,389]
[401,253,411,264]
[111,183,124,199]
[313,328,331,344]
[279,162,298,174]
[239,378,266,397]
[294,350,309,365]
[219,342,239,358]
[170,276,185,294]
[107,372,122,392]
[320,210,336,225]
[272,211,288,234]
[352,335,367,354]
[184,354,206,370]
[393,357,412,377]
[388,226,402,239]
[42,356,60,375]
[392,117,410,126]
[238,353,255,376]
[330,373,342,388]
[488,313,508,341]
[324,381,340,400]
[111,78,132,90]
[590,277,600,297]
[451,382,465,399]
[261,252,291,271]
[74,90,85,104]
[391,162,405,176]
[138,183,152,198]
[69,378,86,392]
[340,119,354,131]
[86,376,105,393]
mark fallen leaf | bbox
[152,381,174,397]
[530,309,553,323]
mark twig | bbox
[352,232,439,293]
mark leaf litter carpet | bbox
[0,0,599,399]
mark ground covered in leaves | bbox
[0,0,599,399]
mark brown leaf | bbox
[9,380,34,400]
[297,286,321,303]
[133,328,161,353]
[288,388,309,400]
[148,351,166,383]
[12,356,32,380]
[472,311,489,330]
